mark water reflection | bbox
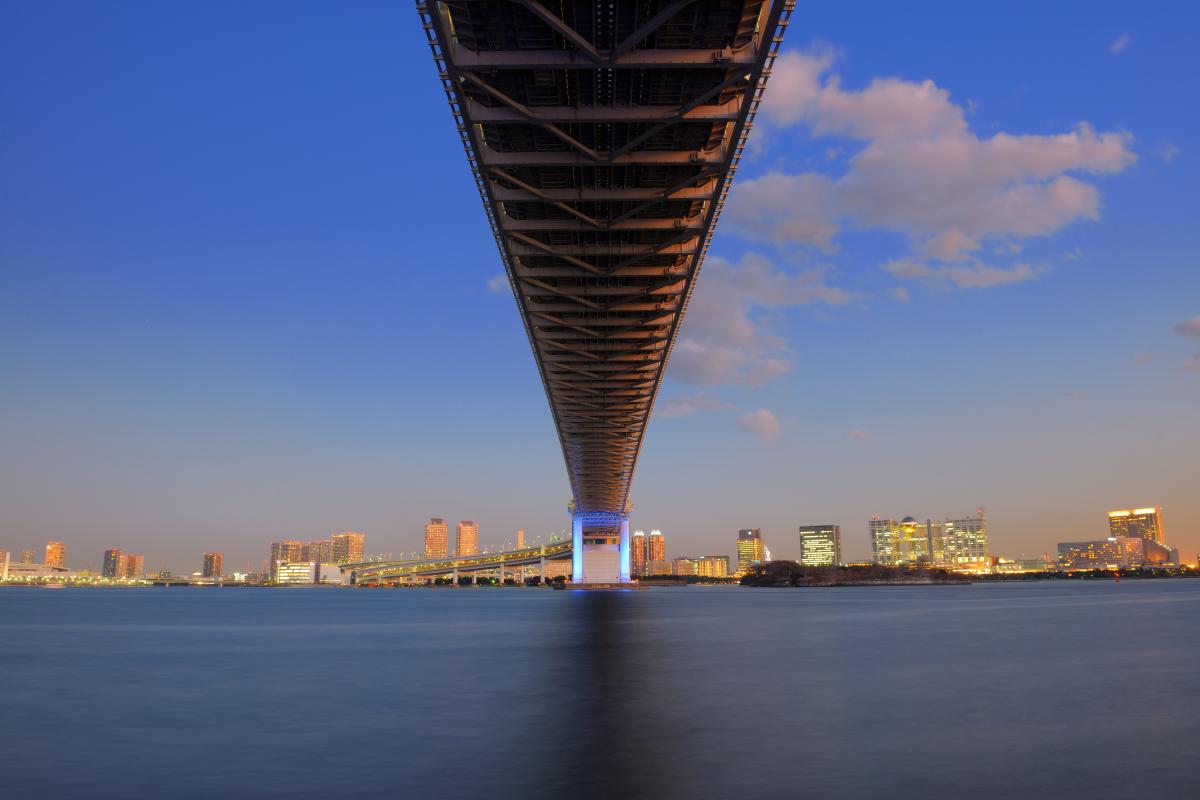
[539,591,670,800]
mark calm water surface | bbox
[2,581,1197,799]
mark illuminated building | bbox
[871,517,932,566]
[20,550,35,564]
[455,521,479,557]
[736,529,766,575]
[672,557,696,576]
[275,562,340,585]
[697,555,730,577]
[934,512,990,571]
[673,555,730,577]
[116,553,144,579]
[647,529,666,575]
[424,518,449,559]
[630,530,647,577]
[202,552,224,579]
[44,541,66,568]
[1,550,9,580]
[102,549,123,578]
[269,540,305,579]
[798,525,841,567]
[1058,537,1177,569]
[307,540,333,564]
[516,529,525,549]
[331,531,365,564]
[1107,507,1164,543]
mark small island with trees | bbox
[740,560,970,587]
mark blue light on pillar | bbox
[619,517,631,582]
[572,514,584,583]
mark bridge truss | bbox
[418,0,793,580]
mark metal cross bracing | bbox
[418,0,793,514]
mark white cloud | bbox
[1175,317,1200,338]
[1156,142,1180,163]
[844,428,869,440]
[487,274,508,293]
[1109,34,1131,54]
[1186,354,1200,374]
[657,392,734,419]
[884,257,1040,289]
[669,252,853,387]
[738,409,781,441]
[889,286,910,303]
[730,48,1135,289]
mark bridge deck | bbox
[419,0,793,514]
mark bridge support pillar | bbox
[571,511,631,586]
[452,567,458,586]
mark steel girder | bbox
[418,0,793,513]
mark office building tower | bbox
[798,525,841,567]
[630,530,647,577]
[936,512,990,570]
[1107,508,1164,543]
[737,529,766,575]
[202,552,224,579]
[269,540,305,579]
[455,521,479,557]
[119,553,144,579]
[102,549,123,578]
[44,540,66,568]
[307,540,333,565]
[516,529,525,549]
[647,529,666,574]
[870,517,933,566]
[424,518,449,559]
[20,550,35,564]
[1,549,9,580]
[331,531,365,564]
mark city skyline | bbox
[2,501,1189,576]
[2,2,1197,573]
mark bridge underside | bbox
[419,0,792,581]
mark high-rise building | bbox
[44,540,66,568]
[20,550,35,564]
[331,531,365,564]
[455,521,479,557]
[630,530,647,577]
[870,517,933,566]
[1107,508,1164,543]
[202,552,224,579]
[102,548,123,578]
[120,553,144,579]
[798,525,841,567]
[269,540,305,579]
[424,518,449,559]
[307,539,333,564]
[736,529,766,575]
[1,549,9,580]
[516,529,525,549]
[647,529,666,574]
[935,512,990,570]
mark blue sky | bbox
[2,1,1197,573]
